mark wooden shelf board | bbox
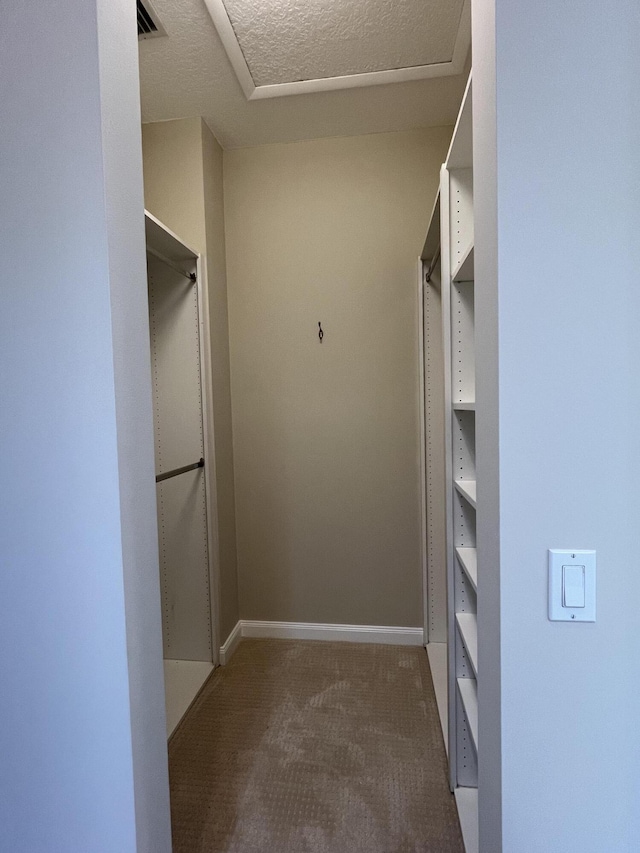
[455,787,479,853]
[454,479,477,508]
[453,243,474,282]
[455,547,477,592]
[456,612,478,677]
[457,677,478,753]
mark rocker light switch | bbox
[549,549,596,622]
[562,565,585,608]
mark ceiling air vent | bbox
[137,0,166,40]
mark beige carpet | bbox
[169,639,463,853]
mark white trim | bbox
[219,620,242,665]
[247,61,467,100]
[203,0,471,101]
[203,0,256,99]
[239,621,423,646]
[439,161,458,793]
[418,260,429,647]
[220,620,423,661]
[196,253,223,667]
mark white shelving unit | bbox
[145,211,219,739]
[419,183,449,755]
[420,73,478,852]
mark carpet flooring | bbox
[169,639,464,853]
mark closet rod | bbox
[425,246,441,282]
[155,458,204,483]
[147,245,197,282]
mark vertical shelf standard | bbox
[442,72,478,852]
[419,190,449,750]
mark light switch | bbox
[548,549,596,622]
[562,565,585,608]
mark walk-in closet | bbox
[138,5,478,847]
[8,2,636,852]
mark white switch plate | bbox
[548,550,596,621]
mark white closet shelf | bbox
[452,243,474,282]
[145,210,199,263]
[421,191,441,262]
[163,660,214,737]
[456,612,478,677]
[455,479,477,508]
[455,546,478,592]
[453,401,475,411]
[446,75,473,171]
[457,677,478,753]
[427,643,448,752]
[455,787,479,853]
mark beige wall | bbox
[142,118,206,250]
[142,118,239,644]
[224,127,451,627]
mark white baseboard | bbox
[220,620,424,663]
[219,620,242,665]
[240,620,424,646]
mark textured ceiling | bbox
[138,0,469,149]
[221,0,464,86]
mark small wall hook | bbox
[318,321,324,343]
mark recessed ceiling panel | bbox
[202,0,470,99]
[221,0,465,86]
[139,0,470,146]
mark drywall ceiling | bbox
[223,0,463,85]
[138,0,470,148]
